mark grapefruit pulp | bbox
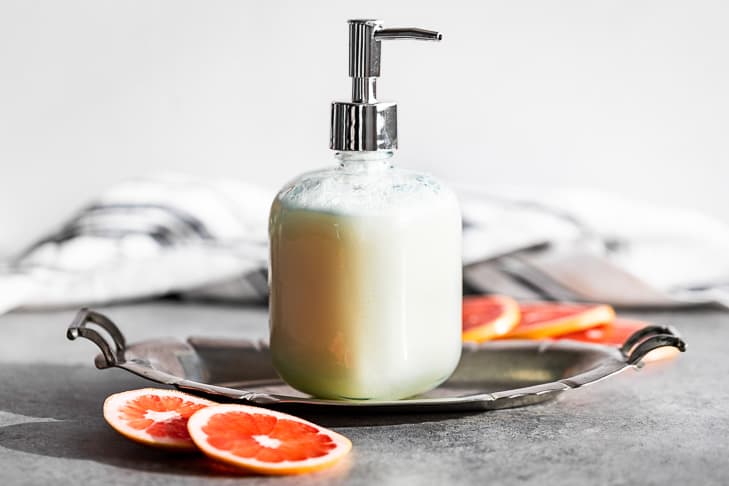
[103,388,216,450]
[187,404,352,475]
[462,295,520,342]
[500,302,615,340]
[557,318,679,362]
[556,318,647,345]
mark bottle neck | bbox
[335,151,394,172]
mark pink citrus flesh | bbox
[103,388,216,450]
[187,404,352,475]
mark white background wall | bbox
[1,0,727,254]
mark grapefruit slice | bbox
[103,388,216,450]
[187,404,352,475]
[556,318,679,362]
[462,295,521,342]
[556,318,648,345]
[500,302,615,340]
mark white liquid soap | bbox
[268,20,461,400]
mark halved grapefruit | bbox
[103,388,216,450]
[556,318,679,362]
[187,404,352,475]
[556,318,647,345]
[462,295,521,342]
[499,302,615,340]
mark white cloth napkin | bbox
[458,184,729,291]
[0,174,272,313]
[1,174,728,315]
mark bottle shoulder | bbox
[273,165,459,215]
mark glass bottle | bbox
[268,20,461,400]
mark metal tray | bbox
[67,308,685,413]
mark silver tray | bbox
[67,308,685,413]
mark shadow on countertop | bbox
[0,364,243,477]
[0,363,475,477]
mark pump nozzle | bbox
[331,19,442,152]
[374,28,443,41]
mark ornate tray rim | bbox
[67,308,686,413]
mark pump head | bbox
[330,19,442,152]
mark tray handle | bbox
[67,308,127,368]
[620,324,686,365]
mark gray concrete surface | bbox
[0,301,727,485]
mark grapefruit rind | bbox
[187,404,352,475]
[103,388,216,450]
[462,295,521,343]
[501,303,616,340]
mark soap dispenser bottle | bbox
[269,20,462,400]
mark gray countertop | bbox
[0,301,727,485]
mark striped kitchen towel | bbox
[0,174,273,314]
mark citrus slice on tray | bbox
[556,318,647,345]
[462,295,521,342]
[187,404,352,475]
[103,388,216,450]
[556,318,679,362]
[499,302,615,340]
